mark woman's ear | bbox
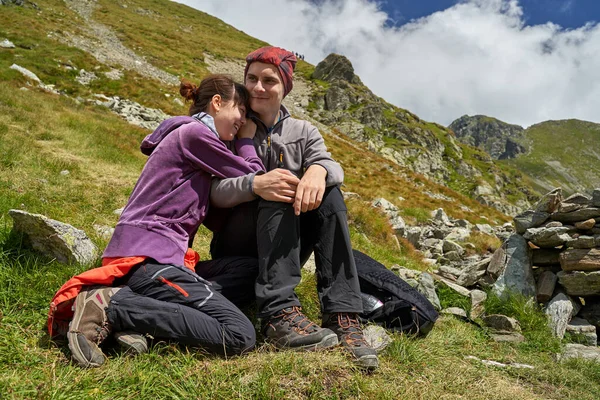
[210,94,222,113]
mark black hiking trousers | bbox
[210,186,364,319]
[106,257,258,356]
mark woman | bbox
[48,74,265,368]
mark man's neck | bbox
[258,108,281,129]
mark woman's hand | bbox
[237,119,257,139]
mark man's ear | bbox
[211,94,222,112]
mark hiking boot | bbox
[114,331,149,355]
[263,306,338,351]
[67,286,120,368]
[323,313,379,370]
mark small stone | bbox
[544,221,563,228]
[1,39,16,48]
[557,344,600,363]
[474,224,493,235]
[60,170,70,176]
[558,203,582,213]
[341,191,360,201]
[431,208,453,226]
[513,211,549,234]
[566,235,596,249]
[482,314,521,332]
[566,317,597,346]
[470,290,487,320]
[438,277,471,297]
[417,272,441,310]
[536,271,557,303]
[441,307,467,318]
[443,240,464,254]
[575,218,596,230]
[592,188,600,207]
[534,188,562,213]
[564,193,592,205]
[489,332,526,343]
[362,325,393,353]
[113,207,125,216]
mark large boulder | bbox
[491,234,536,299]
[8,209,99,265]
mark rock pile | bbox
[92,94,169,130]
[509,188,600,347]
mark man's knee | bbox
[317,186,347,217]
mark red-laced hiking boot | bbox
[67,286,120,368]
[322,313,379,370]
[263,306,338,351]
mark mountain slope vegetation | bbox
[1,1,598,398]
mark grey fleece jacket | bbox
[210,105,343,208]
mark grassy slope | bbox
[502,119,600,195]
[1,1,599,398]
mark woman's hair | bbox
[180,74,250,116]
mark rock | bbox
[592,188,600,207]
[1,38,15,48]
[372,197,405,235]
[575,218,596,230]
[313,53,362,84]
[444,251,462,262]
[474,224,493,235]
[417,273,441,310]
[104,68,123,80]
[10,63,41,83]
[92,224,114,240]
[489,332,526,343]
[545,292,578,338]
[8,209,99,265]
[60,170,70,176]
[436,265,462,280]
[531,248,562,266]
[580,299,600,329]
[558,203,582,213]
[513,211,549,234]
[470,290,487,320]
[534,188,562,213]
[422,238,444,255]
[564,193,592,205]
[523,226,571,248]
[390,265,421,282]
[560,248,600,271]
[491,235,536,299]
[405,227,422,247]
[113,207,125,216]
[443,240,464,254]
[566,317,597,346]
[457,258,491,287]
[536,271,557,303]
[557,344,600,363]
[557,271,600,296]
[341,191,360,201]
[482,314,521,332]
[551,207,600,223]
[438,277,471,297]
[566,235,596,249]
[362,325,393,353]
[431,208,453,226]
[441,307,468,318]
[544,221,563,228]
[76,69,98,85]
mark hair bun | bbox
[179,81,197,101]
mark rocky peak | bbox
[313,53,362,85]
[449,115,527,160]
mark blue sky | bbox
[380,0,598,29]
[181,0,600,127]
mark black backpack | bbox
[354,250,438,336]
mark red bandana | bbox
[244,46,297,98]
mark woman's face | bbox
[245,62,285,120]
[212,98,247,141]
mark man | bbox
[209,46,378,369]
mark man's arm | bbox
[210,169,300,208]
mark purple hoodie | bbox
[103,116,265,266]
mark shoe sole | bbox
[115,333,149,355]
[68,291,105,368]
[273,332,339,352]
[355,354,379,370]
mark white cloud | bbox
[176,0,600,127]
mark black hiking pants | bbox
[106,257,257,356]
[211,186,363,318]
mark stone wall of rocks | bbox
[510,188,599,347]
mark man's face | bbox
[245,62,285,119]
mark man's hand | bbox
[294,165,327,216]
[237,119,257,139]
[253,169,299,202]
